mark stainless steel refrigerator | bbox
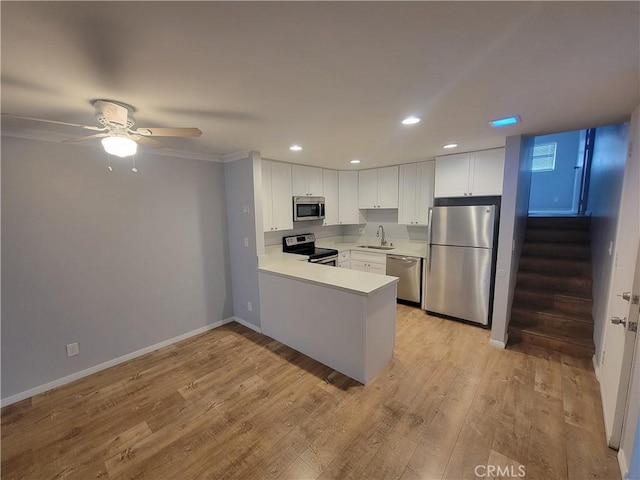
[426,205,496,326]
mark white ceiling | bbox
[2,2,638,169]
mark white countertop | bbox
[258,251,398,296]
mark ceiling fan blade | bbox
[62,133,109,143]
[94,100,129,127]
[131,135,165,149]
[1,113,105,131]
[133,127,202,137]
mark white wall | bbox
[490,135,532,346]
[1,136,233,400]
[224,153,263,329]
[587,122,630,362]
[342,209,429,244]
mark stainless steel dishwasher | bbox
[386,255,422,304]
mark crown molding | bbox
[1,127,224,163]
[221,150,252,163]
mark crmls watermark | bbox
[474,464,527,478]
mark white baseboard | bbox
[489,334,508,349]
[617,449,628,480]
[1,317,235,407]
[232,316,262,333]
[593,353,601,380]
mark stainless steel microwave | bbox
[293,196,325,221]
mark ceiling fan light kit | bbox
[2,99,202,167]
[101,135,138,158]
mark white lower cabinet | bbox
[349,250,386,274]
[337,250,350,268]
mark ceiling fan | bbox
[3,100,202,158]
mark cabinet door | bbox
[306,167,323,196]
[350,259,368,272]
[322,169,339,226]
[470,148,505,196]
[376,166,399,208]
[262,160,274,232]
[434,153,471,198]
[368,262,387,275]
[337,260,350,269]
[415,161,435,226]
[358,169,378,208]
[339,171,363,224]
[270,161,293,231]
[398,163,418,225]
[291,164,309,197]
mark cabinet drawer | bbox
[338,251,350,262]
[350,250,387,264]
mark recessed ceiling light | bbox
[290,144,302,151]
[350,159,361,164]
[402,116,421,125]
[489,115,521,127]
[443,143,458,149]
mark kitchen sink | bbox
[356,245,395,250]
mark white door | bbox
[618,241,640,476]
[338,171,362,224]
[416,161,435,226]
[270,161,293,231]
[599,111,639,451]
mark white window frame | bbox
[532,142,557,172]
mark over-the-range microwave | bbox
[293,196,325,221]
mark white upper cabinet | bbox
[338,171,363,224]
[322,169,339,226]
[469,148,505,196]
[262,160,293,232]
[292,165,323,197]
[399,161,435,225]
[434,148,505,198]
[358,166,399,208]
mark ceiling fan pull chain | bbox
[107,154,113,172]
[131,155,138,173]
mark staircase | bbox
[508,216,595,357]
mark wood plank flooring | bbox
[1,305,620,480]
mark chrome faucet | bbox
[376,225,388,246]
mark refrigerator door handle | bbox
[428,208,434,244]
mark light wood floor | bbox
[2,305,620,480]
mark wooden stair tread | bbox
[509,322,594,348]
[517,270,592,283]
[511,305,593,325]
[514,286,593,302]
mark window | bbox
[532,142,557,172]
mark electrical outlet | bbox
[66,342,79,357]
[244,237,249,248]
[242,205,250,215]
[247,301,253,312]
[358,227,365,234]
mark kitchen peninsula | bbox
[258,254,398,384]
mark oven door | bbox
[309,256,337,267]
[293,197,325,221]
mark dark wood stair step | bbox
[525,228,591,244]
[508,322,595,358]
[527,216,591,231]
[516,271,592,296]
[510,307,593,338]
[521,242,591,260]
[513,289,592,316]
[518,256,591,276]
